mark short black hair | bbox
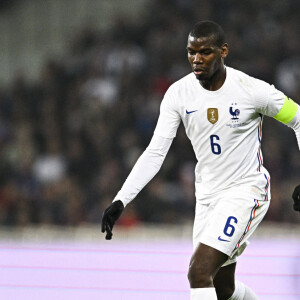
[189,21,225,47]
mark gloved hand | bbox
[101,200,124,240]
[292,185,300,212]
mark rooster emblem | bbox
[229,106,240,120]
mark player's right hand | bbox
[292,185,300,212]
[101,200,124,240]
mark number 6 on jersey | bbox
[210,135,221,155]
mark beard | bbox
[194,71,210,81]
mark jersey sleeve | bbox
[253,77,300,149]
[154,86,181,138]
[286,105,300,150]
[113,135,173,207]
[253,79,286,117]
[112,86,180,207]
[273,97,299,125]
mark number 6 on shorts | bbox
[223,216,238,237]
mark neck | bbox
[200,65,226,91]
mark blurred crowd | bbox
[0,0,299,227]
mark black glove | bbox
[292,185,300,212]
[101,200,124,240]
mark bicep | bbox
[254,81,286,117]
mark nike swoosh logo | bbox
[218,236,230,242]
[186,109,198,114]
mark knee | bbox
[187,260,213,288]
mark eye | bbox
[187,49,196,55]
[202,50,212,55]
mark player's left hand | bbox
[292,185,300,211]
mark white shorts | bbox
[193,193,270,266]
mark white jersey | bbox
[154,67,287,202]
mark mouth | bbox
[193,67,206,76]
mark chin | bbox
[195,73,209,81]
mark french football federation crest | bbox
[207,108,218,124]
[229,105,240,120]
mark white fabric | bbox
[190,288,217,300]
[193,193,269,263]
[228,280,245,299]
[113,135,173,207]
[287,107,300,150]
[154,66,296,203]
[228,281,258,300]
[113,66,299,207]
[243,283,259,300]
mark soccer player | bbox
[101,21,300,300]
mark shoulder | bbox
[167,72,195,94]
[227,67,271,90]
[160,73,195,110]
[163,73,196,106]
[228,67,286,115]
[227,66,276,96]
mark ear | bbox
[220,43,229,59]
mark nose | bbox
[193,52,202,64]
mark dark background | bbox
[0,0,299,227]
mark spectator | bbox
[0,0,299,226]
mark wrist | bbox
[113,198,126,208]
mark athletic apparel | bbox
[154,66,299,203]
[229,281,259,300]
[113,135,172,207]
[287,108,300,150]
[190,287,217,300]
[114,66,300,207]
[193,193,269,265]
[229,280,245,300]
